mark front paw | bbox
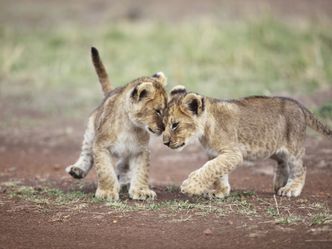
[95,187,119,201]
[129,187,156,200]
[277,185,302,197]
[203,188,230,199]
[187,169,200,179]
[180,178,207,196]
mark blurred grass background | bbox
[1,0,332,129]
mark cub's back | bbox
[231,96,307,146]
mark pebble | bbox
[203,228,213,235]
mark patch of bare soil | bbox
[0,128,332,249]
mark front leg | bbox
[204,175,231,199]
[93,142,120,201]
[128,150,156,200]
[204,153,231,199]
[181,148,242,197]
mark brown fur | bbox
[66,48,168,201]
[91,47,112,95]
[163,87,332,198]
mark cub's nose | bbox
[163,141,170,146]
[163,137,170,146]
[163,135,171,146]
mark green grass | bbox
[1,17,332,119]
[263,198,332,225]
[6,185,98,206]
[3,182,331,225]
[275,215,303,225]
[310,212,332,225]
[2,183,257,217]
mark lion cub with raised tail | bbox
[66,47,168,201]
[163,86,332,198]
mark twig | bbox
[256,197,273,206]
[257,220,275,224]
[273,194,280,216]
[305,240,332,243]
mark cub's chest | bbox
[111,132,148,157]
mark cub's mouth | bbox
[170,143,185,150]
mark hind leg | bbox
[276,149,306,197]
[116,158,130,191]
[65,113,95,179]
[272,157,289,194]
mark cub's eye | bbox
[171,122,179,131]
[155,109,162,116]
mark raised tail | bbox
[302,106,332,137]
[91,47,112,96]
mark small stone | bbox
[203,228,213,235]
[248,231,266,238]
[53,164,61,171]
[113,220,118,223]
[94,215,104,220]
[8,167,16,172]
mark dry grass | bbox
[2,182,331,225]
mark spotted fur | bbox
[163,86,332,198]
[66,48,168,201]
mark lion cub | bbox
[163,86,331,198]
[66,47,167,201]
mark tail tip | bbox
[91,46,99,57]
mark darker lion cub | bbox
[66,47,167,201]
[163,86,331,198]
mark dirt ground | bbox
[1,0,332,248]
[1,91,332,248]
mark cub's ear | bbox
[181,93,205,116]
[131,82,155,101]
[170,85,186,96]
[152,72,167,86]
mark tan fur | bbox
[91,47,112,95]
[163,86,332,198]
[66,48,168,201]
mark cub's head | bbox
[127,72,168,136]
[163,86,206,150]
